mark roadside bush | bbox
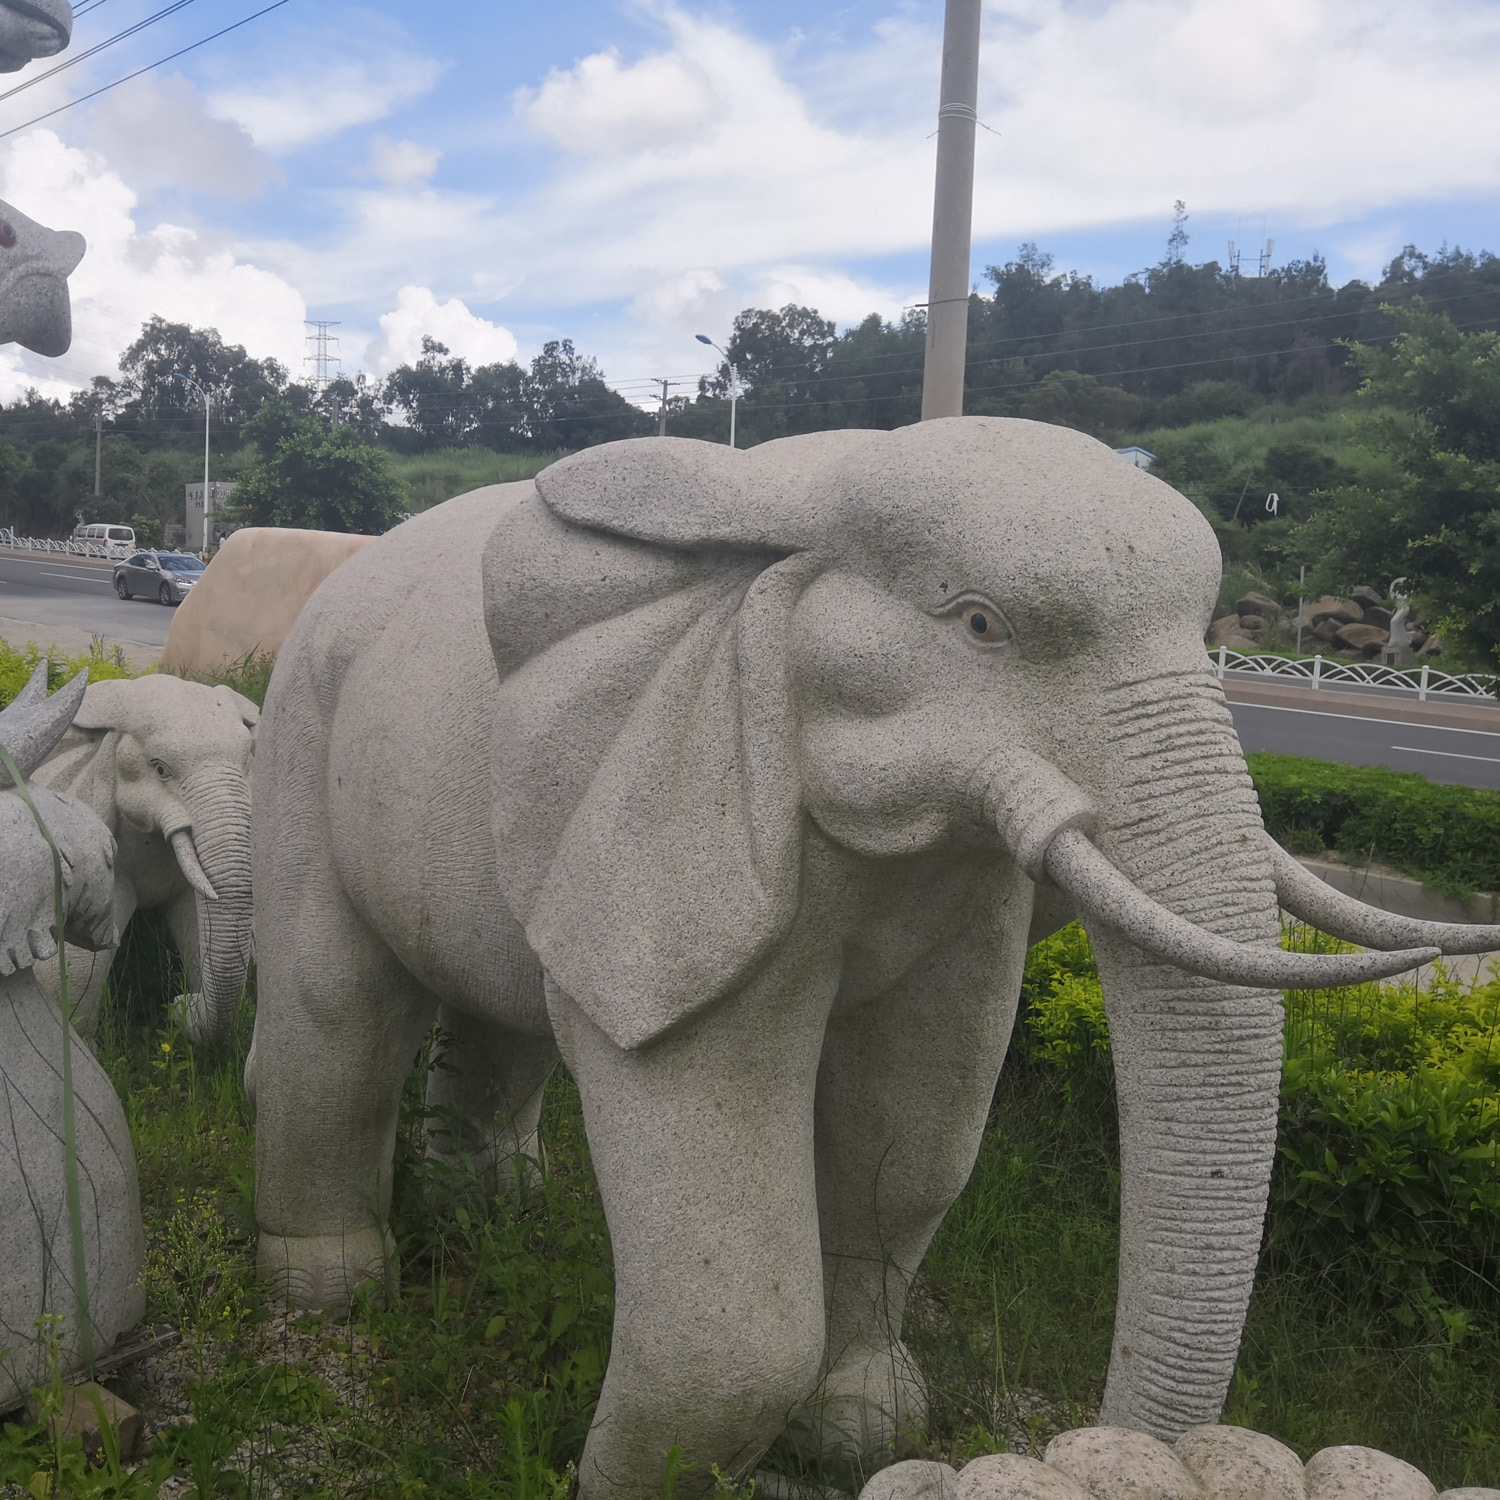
[1019,922,1500,1311]
[0,634,139,707]
[1249,751,1500,895]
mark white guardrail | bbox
[0,532,118,559]
[1211,645,1499,703]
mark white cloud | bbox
[517,48,721,157]
[209,51,443,153]
[0,130,306,400]
[364,285,518,374]
[365,135,441,186]
[81,74,275,199]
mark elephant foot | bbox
[787,1340,928,1470]
[257,1228,394,1315]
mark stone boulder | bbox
[1208,616,1259,651]
[1334,622,1389,657]
[1236,615,1264,634]
[1044,1427,1202,1500]
[1304,1444,1436,1499]
[1361,604,1393,630]
[1234,591,1281,621]
[160,525,376,679]
[1307,596,1363,628]
[1351,585,1387,612]
[1175,1425,1305,1500]
[853,1426,1500,1500]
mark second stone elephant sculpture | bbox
[250,419,1493,1499]
[32,675,258,1044]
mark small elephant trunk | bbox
[180,772,253,1046]
[1085,671,1284,1436]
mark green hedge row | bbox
[1248,752,1500,897]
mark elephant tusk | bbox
[170,828,219,902]
[1042,826,1439,988]
[1265,836,1500,956]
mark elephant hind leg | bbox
[424,1006,558,1198]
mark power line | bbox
[0,0,199,107]
[0,0,295,140]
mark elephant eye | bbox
[938,594,1014,651]
[150,759,171,780]
[0,222,14,249]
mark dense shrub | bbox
[1249,751,1500,895]
[1020,923,1500,1313]
[0,635,138,707]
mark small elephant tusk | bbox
[1042,826,1439,989]
[1265,836,1500,956]
[170,828,219,902]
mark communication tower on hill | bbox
[304,320,342,392]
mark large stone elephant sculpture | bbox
[32,675,258,1045]
[250,419,1491,1497]
[1,663,146,1406]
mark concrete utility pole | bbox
[92,408,101,497]
[921,0,983,421]
[656,377,671,436]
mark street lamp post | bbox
[176,374,212,553]
[694,334,739,448]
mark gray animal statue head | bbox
[40,675,258,1042]
[0,0,69,71]
[0,197,85,357]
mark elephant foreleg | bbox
[164,885,201,1031]
[546,951,841,1500]
[805,871,1033,1469]
[425,1006,558,1198]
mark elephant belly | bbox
[325,496,549,1037]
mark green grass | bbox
[389,449,565,513]
[6,915,1480,1494]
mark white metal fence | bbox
[0,532,118,559]
[1211,645,1499,703]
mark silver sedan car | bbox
[113,550,205,605]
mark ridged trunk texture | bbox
[185,772,253,1042]
[1086,670,1284,1436]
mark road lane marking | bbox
[1231,702,1500,741]
[1390,745,1500,764]
[39,570,113,585]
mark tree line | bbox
[0,231,1496,587]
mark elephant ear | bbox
[535,431,875,552]
[68,677,140,733]
[213,685,260,728]
[494,545,821,1051]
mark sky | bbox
[1,0,1499,407]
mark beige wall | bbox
[161,527,375,677]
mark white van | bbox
[76,522,136,559]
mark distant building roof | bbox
[1113,446,1156,469]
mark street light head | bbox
[694,334,712,345]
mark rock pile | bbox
[858,1425,1497,1500]
[1207,586,1443,663]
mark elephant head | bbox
[36,676,258,1045]
[484,419,1477,1439]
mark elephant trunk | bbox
[1086,671,1285,1435]
[175,771,252,1046]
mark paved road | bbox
[1230,699,1500,790]
[0,550,172,659]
